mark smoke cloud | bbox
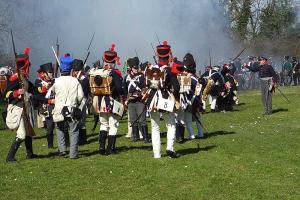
[4,0,235,77]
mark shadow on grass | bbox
[205,131,236,138]
[272,108,288,114]
[33,135,47,140]
[177,145,217,156]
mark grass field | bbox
[0,87,299,200]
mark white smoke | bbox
[4,0,235,77]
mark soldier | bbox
[51,54,84,159]
[292,57,300,86]
[123,57,150,142]
[245,57,278,115]
[171,58,186,143]
[89,44,124,155]
[34,63,55,149]
[182,53,204,139]
[5,48,37,162]
[0,66,13,124]
[282,56,293,86]
[143,41,180,158]
[202,65,224,112]
[71,59,90,145]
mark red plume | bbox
[110,43,116,51]
[116,56,120,65]
[163,41,168,45]
[24,47,30,55]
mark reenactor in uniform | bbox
[292,57,300,86]
[202,65,224,112]
[123,57,150,142]
[5,48,37,162]
[34,63,55,149]
[0,66,13,124]
[182,53,204,139]
[245,57,278,115]
[89,44,124,155]
[51,54,84,159]
[143,41,180,158]
[71,59,90,145]
[282,56,293,86]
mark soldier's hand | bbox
[18,89,25,95]
[48,99,55,105]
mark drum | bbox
[0,75,7,94]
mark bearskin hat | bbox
[127,57,140,69]
[72,59,84,71]
[60,54,74,73]
[103,43,120,65]
[38,63,53,73]
[183,53,196,73]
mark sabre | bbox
[51,46,61,66]
[276,87,291,103]
[54,36,60,77]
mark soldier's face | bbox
[131,68,138,74]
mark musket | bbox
[150,43,158,64]
[275,87,291,103]
[232,47,246,61]
[155,32,161,45]
[209,48,212,67]
[54,36,59,78]
[83,32,95,66]
[10,29,35,137]
[51,46,61,67]
[134,48,139,58]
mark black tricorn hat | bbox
[72,59,84,71]
[127,57,140,69]
[156,41,171,59]
[38,63,53,73]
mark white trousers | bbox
[150,112,176,158]
[184,112,203,138]
[99,113,119,136]
[210,96,217,110]
[16,118,26,140]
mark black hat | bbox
[284,55,290,60]
[38,63,53,73]
[127,57,140,69]
[259,56,268,61]
[72,59,84,71]
[140,61,149,71]
[183,53,196,72]
[156,41,171,59]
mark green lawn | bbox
[0,87,299,200]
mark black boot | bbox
[132,125,139,142]
[46,134,54,149]
[141,125,151,143]
[98,130,107,155]
[176,124,184,143]
[6,138,23,162]
[107,135,117,155]
[166,150,180,158]
[25,136,38,159]
[78,128,87,145]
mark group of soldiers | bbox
[281,55,300,86]
[0,40,284,162]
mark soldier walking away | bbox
[5,48,38,162]
[144,41,180,158]
[51,55,84,159]
[246,57,278,115]
[89,44,124,155]
[282,56,293,86]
